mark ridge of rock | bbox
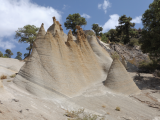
[13,17,113,98]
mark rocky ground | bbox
[0,71,160,120]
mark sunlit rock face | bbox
[13,17,112,98]
[104,59,140,95]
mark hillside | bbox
[0,17,160,120]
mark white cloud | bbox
[63,5,66,9]
[131,16,142,23]
[98,0,111,14]
[0,38,16,50]
[0,0,62,50]
[98,4,102,9]
[0,0,62,38]
[81,14,91,19]
[102,15,142,33]
[102,14,120,33]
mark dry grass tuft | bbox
[115,107,120,111]
[0,75,7,79]
[10,74,16,78]
[65,109,105,120]
[102,105,106,108]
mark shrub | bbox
[0,75,7,79]
[138,60,156,73]
[10,74,16,78]
[65,109,104,120]
[102,105,106,108]
[101,34,109,43]
[115,107,120,111]
[85,30,95,36]
[129,38,140,47]
[111,51,119,60]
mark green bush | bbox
[65,109,104,120]
[101,34,109,43]
[84,30,95,36]
[138,60,157,73]
[129,38,140,46]
[111,51,119,60]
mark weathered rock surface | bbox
[104,59,140,95]
[13,17,113,98]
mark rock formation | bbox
[13,17,113,98]
[104,58,140,95]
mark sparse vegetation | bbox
[138,60,157,73]
[102,105,106,108]
[128,57,137,66]
[129,38,140,47]
[111,51,119,60]
[10,74,16,78]
[0,75,7,79]
[115,107,120,111]
[85,30,95,36]
[64,109,104,120]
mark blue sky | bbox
[0,0,154,59]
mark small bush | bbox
[138,60,156,73]
[102,105,106,108]
[10,74,16,78]
[115,107,120,111]
[65,109,104,120]
[0,75,7,79]
[129,38,140,46]
[111,51,119,59]
[101,34,109,43]
[85,30,95,36]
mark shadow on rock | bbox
[133,75,160,90]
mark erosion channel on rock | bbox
[13,17,113,98]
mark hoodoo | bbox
[104,58,140,95]
[13,17,113,98]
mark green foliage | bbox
[91,24,103,36]
[138,60,157,73]
[139,0,160,63]
[111,51,119,59]
[15,25,39,57]
[24,53,29,58]
[65,109,104,120]
[10,74,16,78]
[115,107,120,111]
[129,28,139,38]
[64,13,87,34]
[107,29,119,42]
[3,54,9,58]
[101,33,109,43]
[116,15,135,44]
[4,49,13,58]
[0,51,3,57]
[15,52,22,60]
[85,30,95,36]
[129,38,140,47]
